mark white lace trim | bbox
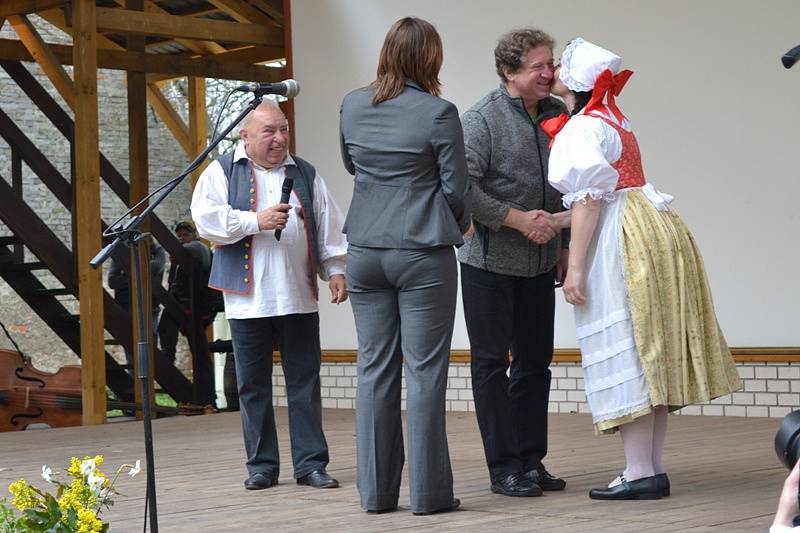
[591,397,652,424]
[559,37,594,92]
[562,187,616,209]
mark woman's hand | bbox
[563,268,586,305]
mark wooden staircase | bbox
[0,59,207,405]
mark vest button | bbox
[244,277,249,283]
[244,242,250,248]
[244,264,249,270]
[249,198,255,204]
[250,188,255,193]
[244,254,249,259]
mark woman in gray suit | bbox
[339,16,470,516]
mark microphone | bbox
[274,176,294,241]
[234,79,300,98]
[782,44,800,69]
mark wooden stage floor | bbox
[0,409,787,532]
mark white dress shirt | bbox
[191,143,347,319]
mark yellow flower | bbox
[68,457,82,477]
[8,479,37,512]
[77,508,104,532]
[93,455,104,467]
[58,477,88,513]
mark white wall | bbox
[291,0,800,349]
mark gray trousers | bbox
[347,244,456,513]
[228,313,329,479]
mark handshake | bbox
[506,209,561,245]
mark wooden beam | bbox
[142,0,225,55]
[126,0,155,419]
[144,45,285,83]
[208,0,280,27]
[95,7,283,47]
[0,0,67,18]
[8,14,76,111]
[188,77,208,187]
[283,0,294,153]
[145,82,192,156]
[309,347,800,365]
[245,0,284,26]
[38,8,123,51]
[72,0,106,425]
[0,38,285,81]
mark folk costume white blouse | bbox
[547,99,740,433]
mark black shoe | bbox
[490,472,543,497]
[525,467,566,491]
[589,475,662,500]
[656,472,670,497]
[366,506,398,515]
[244,472,278,490]
[412,498,460,516]
[296,469,339,489]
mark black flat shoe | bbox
[296,469,339,488]
[244,472,278,490]
[589,475,662,500]
[656,472,670,497]
[366,506,398,515]
[491,472,543,497]
[525,467,566,491]
[412,498,460,516]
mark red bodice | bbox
[586,112,646,191]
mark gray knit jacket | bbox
[457,85,568,277]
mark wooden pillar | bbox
[126,0,154,416]
[282,0,295,152]
[72,0,105,425]
[188,76,208,187]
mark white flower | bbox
[88,472,104,493]
[79,458,97,476]
[41,465,54,483]
[128,460,141,477]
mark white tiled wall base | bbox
[270,361,800,418]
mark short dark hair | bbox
[495,28,555,81]
[174,220,196,233]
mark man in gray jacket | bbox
[459,28,571,497]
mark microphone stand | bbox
[90,93,266,533]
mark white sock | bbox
[618,412,656,482]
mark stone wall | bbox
[270,361,800,420]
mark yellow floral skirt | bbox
[596,190,742,431]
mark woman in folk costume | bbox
[543,38,742,500]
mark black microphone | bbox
[782,44,800,69]
[274,176,294,241]
[234,79,300,98]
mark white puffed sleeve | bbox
[548,115,622,208]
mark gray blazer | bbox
[339,80,470,249]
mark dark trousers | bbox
[228,313,329,478]
[157,310,216,406]
[460,263,555,481]
[157,311,179,362]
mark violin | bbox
[0,348,204,431]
